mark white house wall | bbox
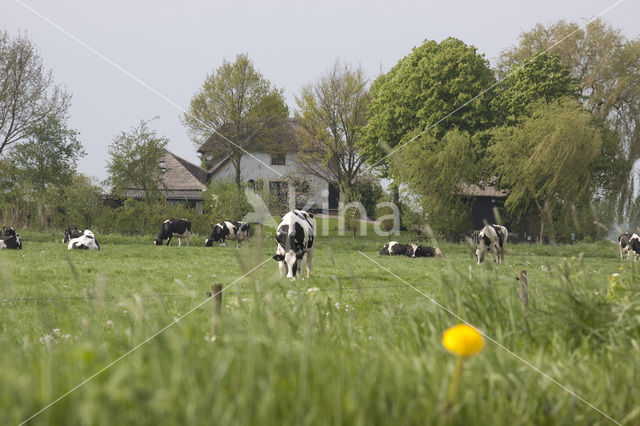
[210,152,330,210]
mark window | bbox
[271,154,286,165]
[159,160,166,171]
[247,179,256,190]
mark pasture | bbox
[1,222,639,425]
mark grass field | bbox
[1,222,639,425]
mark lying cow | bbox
[205,221,250,247]
[68,230,100,250]
[63,227,83,243]
[154,219,191,246]
[408,244,445,258]
[1,226,16,237]
[272,210,316,280]
[476,224,508,264]
[379,241,412,256]
[618,233,640,260]
[0,234,22,249]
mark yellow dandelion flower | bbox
[442,324,485,357]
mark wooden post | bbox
[210,283,223,340]
[518,270,529,312]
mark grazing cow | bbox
[205,221,250,247]
[0,234,22,249]
[272,210,316,280]
[408,244,445,258]
[476,224,508,264]
[618,233,640,260]
[379,241,412,256]
[67,230,100,250]
[1,226,16,237]
[63,227,83,243]
[154,219,191,246]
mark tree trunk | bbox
[234,157,242,190]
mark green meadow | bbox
[1,222,639,425]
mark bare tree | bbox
[0,31,71,155]
[294,60,370,196]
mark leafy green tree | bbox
[491,53,579,126]
[60,174,104,228]
[362,37,496,174]
[497,19,639,220]
[105,119,168,202]
[295,60,370,196]
[398,129,478,236]
[0,30,70,155]
[204,180,252,226]
[9,115,85,191]
[183,53,289,189]
[489,98,604,242]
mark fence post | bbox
[210,283,223,340]
[518,270,528,312]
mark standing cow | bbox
[154,219,191,246]
[272,210,316,280]
[476,224,508,264]
[205,221,250,247]
[67,230,100,250]
[618,232,640,260]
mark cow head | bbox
[63,227,80,243]
[153,238,163,246]
[379,244,389,255]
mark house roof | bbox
[122,151,208,201]
[197,118,299,155]
[459,182,508,197]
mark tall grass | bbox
[0,231,638,425]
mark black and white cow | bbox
[476,224,508,264]
[379,241,412,256]
[154,219,191,246]
[618,233,640,260]
[1,226,16,237]
[205,221,250,247]
[63,227,83,243]
[67,230,100,250]
[272,210,316,280]
[0,234,22,249]
[408,244,445,258]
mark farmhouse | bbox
[121,119,340,213]
[197,118,340,212]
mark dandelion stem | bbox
[448,356,464,405]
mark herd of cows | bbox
[6,209,638,280]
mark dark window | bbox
[247,179,256,189]
[271,154,286,165]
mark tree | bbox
[398,129,478,236]
[294,60,370,196]
[0,31,70,155]
[497,19,640,220]
[105,119,169,202]
[362,37,496,174]
[9,115,85,191]
[183,53,289,189]
[491,53,579,126]
[489,98,604,242]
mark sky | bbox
[2,0,639,184]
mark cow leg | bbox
[305,250,313,278]
[492,245,498,263]
[178,237,182,247]
[278,261,286,278]
[166,236,172,246]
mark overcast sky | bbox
[2,0,639,184]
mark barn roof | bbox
[459,182,508,197]
[197,118,299,156]
[121,151,208,201]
